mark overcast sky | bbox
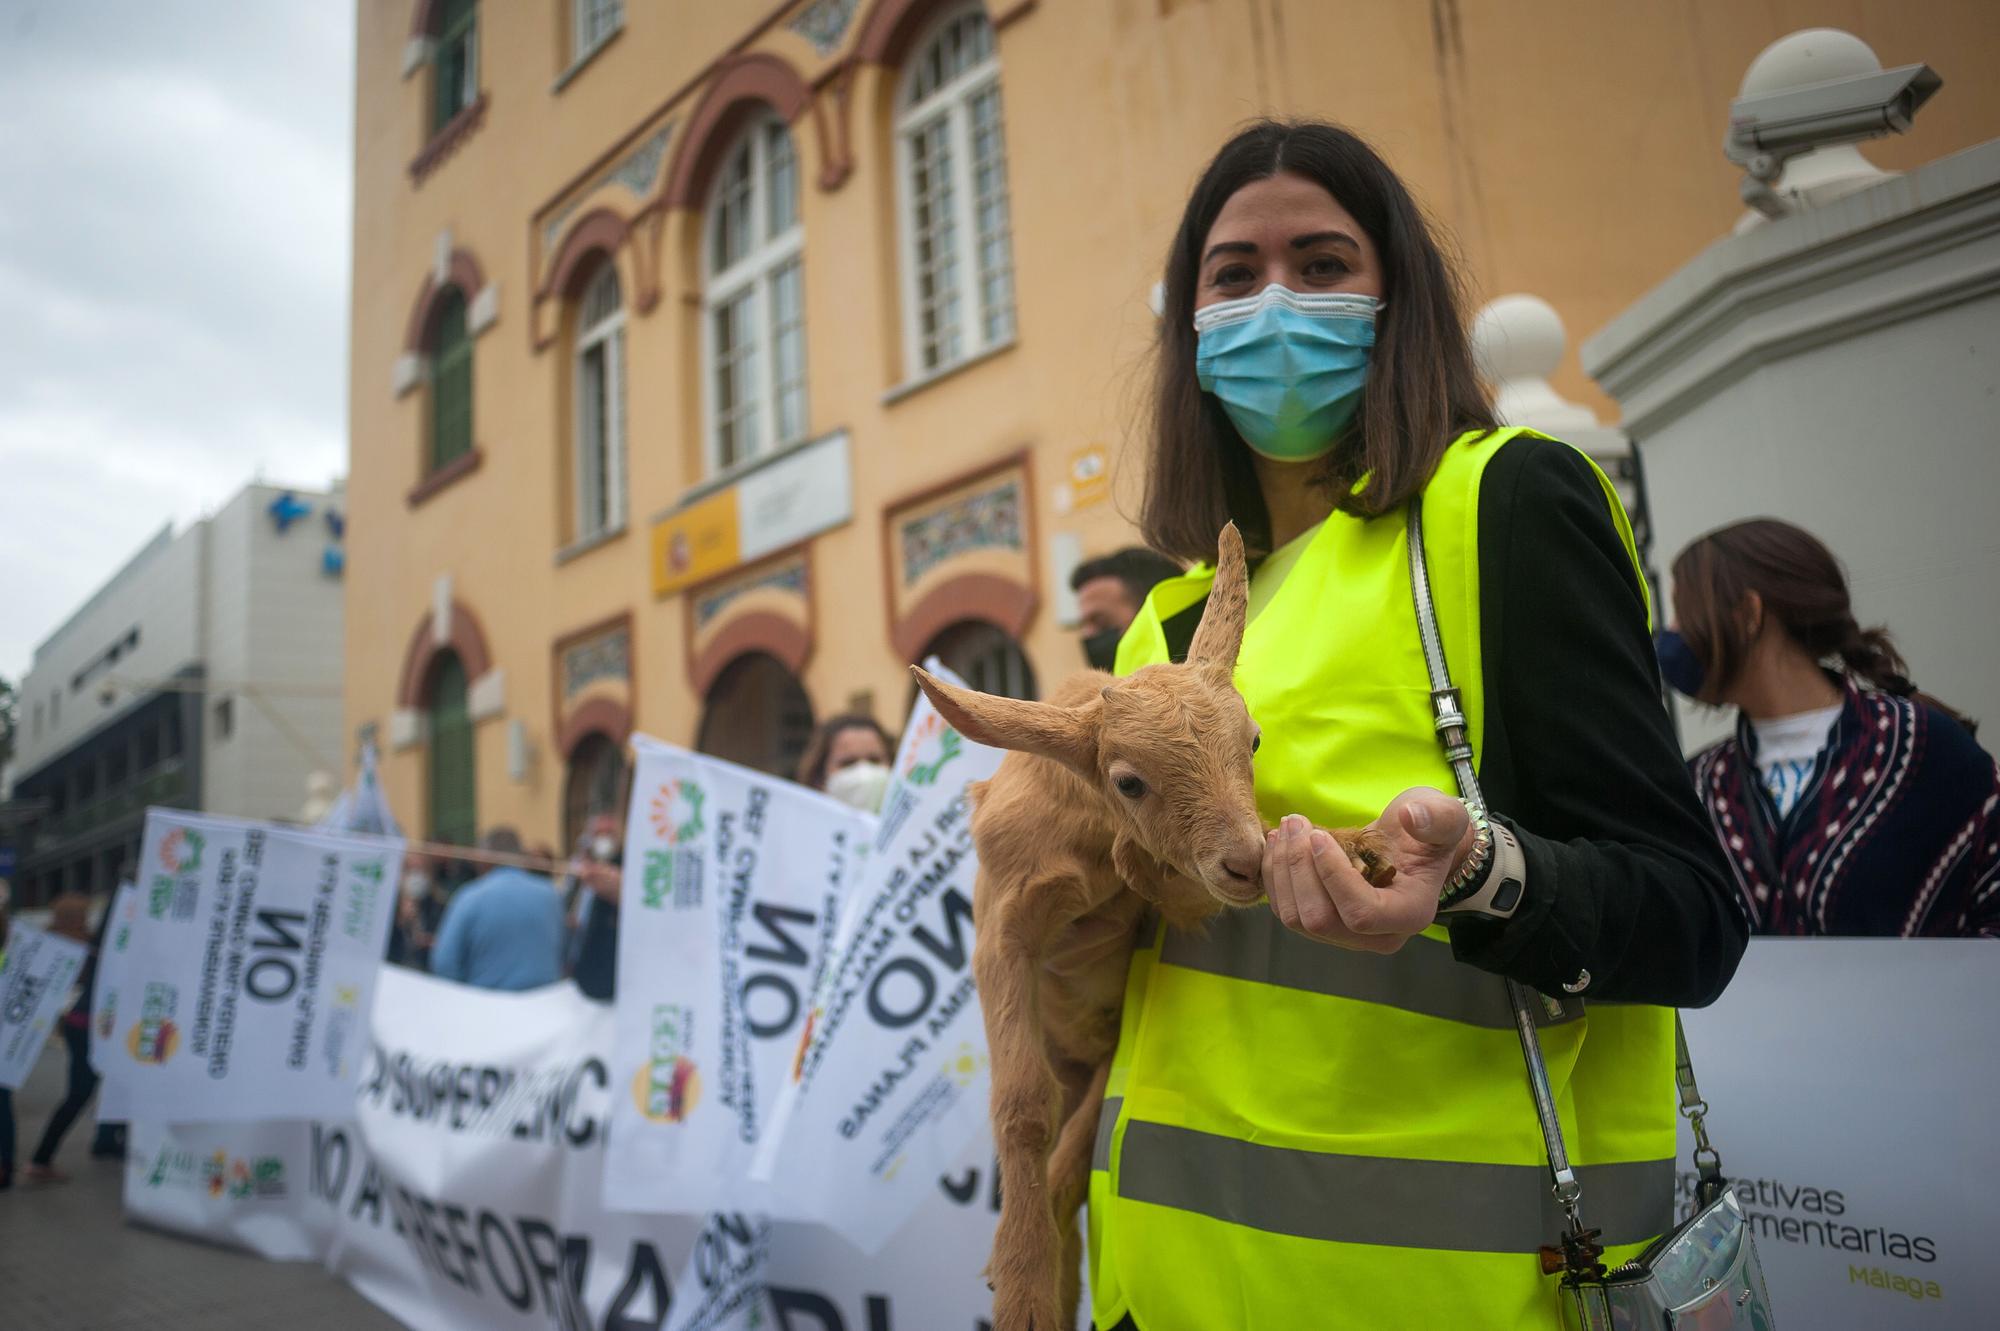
[0,2,354,681]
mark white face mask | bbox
[400,871,431,901]
[590,835,618,860]
[826,760,891,813]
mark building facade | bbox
[345,0,2000,850]
[6,483,348,907]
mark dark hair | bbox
[1142,119,1496,562]
[1671,518,1974,733]
[1069,547,1184,604]
[796,714,896,791]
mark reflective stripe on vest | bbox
[1089,428,1677,1331]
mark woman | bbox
[1664,518,1999,936]
[24,892,100,1183]
[796,714,895,812]
[1084,121,1745,1330]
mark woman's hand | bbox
[1264,788,1477,953]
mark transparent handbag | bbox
[1405,496,1776,1330]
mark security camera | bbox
[1724,62,1941,212]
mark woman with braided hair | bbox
[1660,518,2000,936]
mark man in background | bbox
[430,829,563,992]
[564,812,624,1003]
[1071,547,1184,670]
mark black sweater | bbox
[1162,437,1746,1006]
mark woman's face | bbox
[1195,171,1385,313]
[825,725,890,779]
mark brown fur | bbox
[911,524,1393,1331]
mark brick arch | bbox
[396,600,495,709]
[558,698,633,761]
[661,52,832,209]
[891,573,1036,662]
[690,613,813,698]
[539,208,629,303]
[403,249,488,353]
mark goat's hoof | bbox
[1339,828,1399,886]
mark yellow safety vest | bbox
[1090,428,1677,1330]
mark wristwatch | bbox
[1437,806,1528,920]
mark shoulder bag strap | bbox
[1404,497,1726,1250]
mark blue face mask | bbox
[1654,630,1706,699]
[1194,285,1379,462]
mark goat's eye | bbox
[1251,733,1262,754]
[1115,774,1147,800]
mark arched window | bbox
[573,262,626,540]
[430,0,479,134]
[703,114,807,474]
[564,732,629,849]
[428,285,474,474]
[426,650,478,847]
[923,619,1036,701]
[696,651,815,778]
[896,6,1015,376]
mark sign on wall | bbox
[652,431,853,597]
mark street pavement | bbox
[0,1034,403,1331]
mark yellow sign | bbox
[650,489,741,596]
[1065,444,1110,511]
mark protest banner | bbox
[318,743,404,838]
[123,1118,330,1261]
[97,809,403,1121]
[604,740,874,1217]
[663,1211,773,1331]
[90,879,140,1077]
[0,923,90,1090]
[753,678,1007,1251]
[1676,938,1999,1329]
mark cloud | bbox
[0,2,354,680]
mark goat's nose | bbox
[1221,851,1260,885]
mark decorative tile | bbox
[543,123,674,251]
[562,625,631,699]
[694,560,808,629]
[789,0,858,57]
[899,478,1023,588]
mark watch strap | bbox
[1438,816,1526,919]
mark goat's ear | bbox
[1187,521,1249,673]
[909,666,1098,775]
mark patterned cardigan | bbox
[1689,680,2000,937]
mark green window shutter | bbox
[431,0,478,134]
[429,286,473,473]
[427,652,477,849]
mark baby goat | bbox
[911,522,1392,1331]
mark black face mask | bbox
[1082,627,1123,672]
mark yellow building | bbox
[345,0,2000,850]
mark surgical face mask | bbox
[1082,627,1123,672]
[590,834,618,861]
[1194,285,1379,462]
[826,760,891,814]
[1655,630,1706,699]
[400,871,431,901]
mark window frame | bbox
[894,5,1016,382]
[571,261,627,544]
[699,113,808,478]
[430,0,480,135]
[570,0,623,68]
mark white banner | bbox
[605,740,874,1217]
[1678,938,1999,1329]
[0,923,90,1089]
[98,809,403,1121]
[754,683,1007,1252]
[90,879,141,1077]
[123,1118,329,1261]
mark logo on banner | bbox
[643,779,708,911]
[633,1003,702,1124]
[651,778,707,845]
[128,982,181,1064]
[341,858,386,941]
[160,827,206,873]
[902,716,964,788]
[142,1146,287,1200]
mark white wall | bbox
[13,525,203,781]
[1585,141,2000,752]
[199,484,346,821]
